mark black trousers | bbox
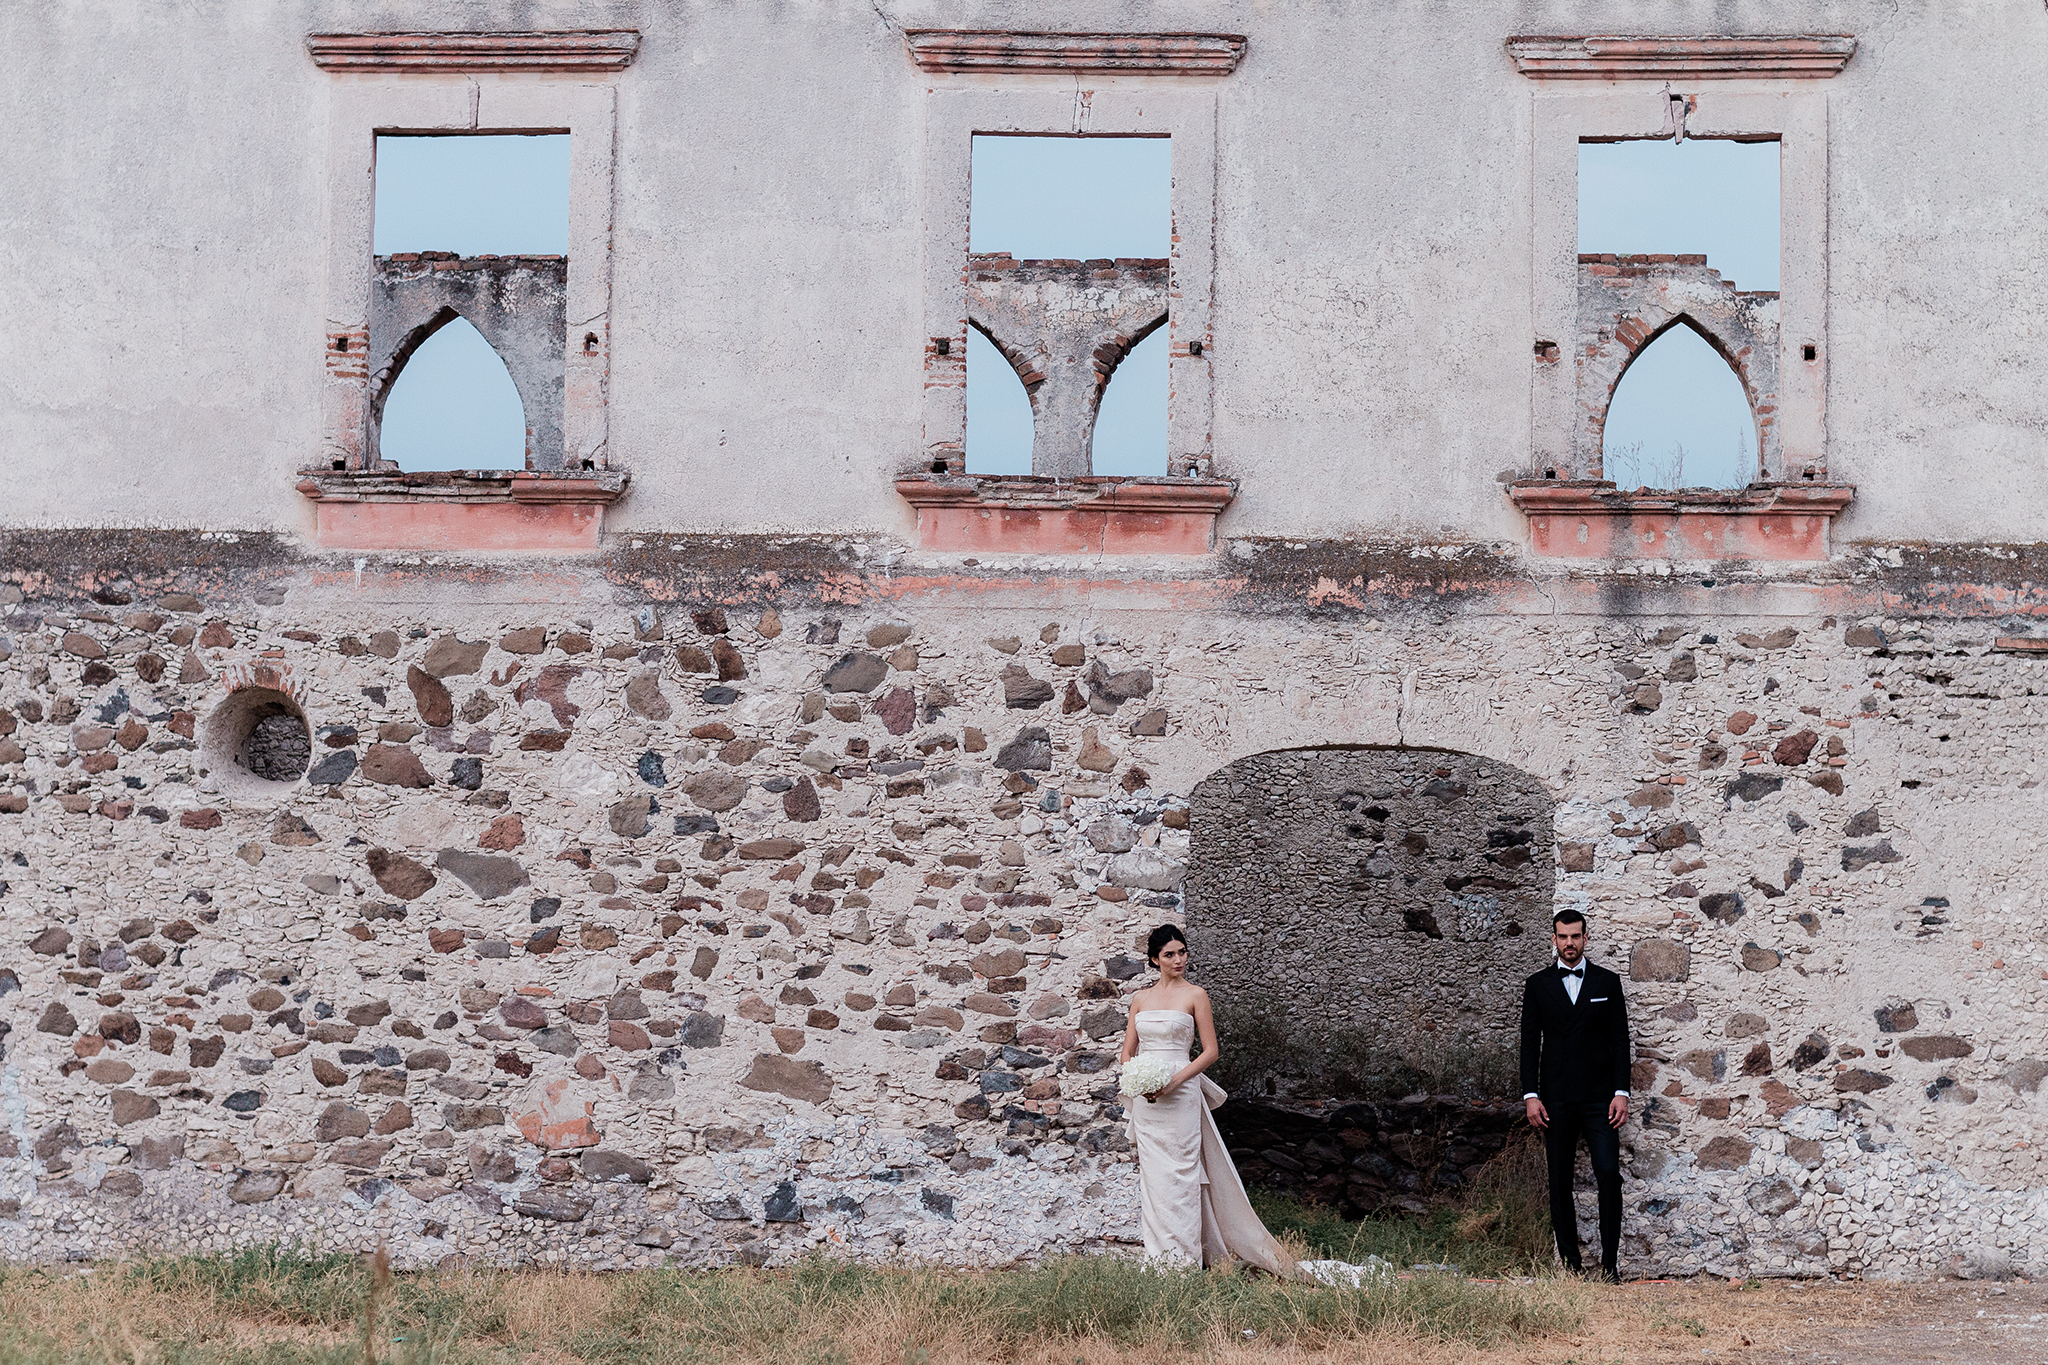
[1542,1099,1622,1271]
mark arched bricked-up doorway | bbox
[1185,746,1557,1213]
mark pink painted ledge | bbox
[896,475,1235,555]
[1507,480,1855,562]
[297,470,628,552]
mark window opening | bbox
[373,135,570,257]
[1602,321,1754,490]
[378,315,528,471]
[1578,138,1779,489]
[965,135,1169,477]
[369,135,569,472]
[1091,322,1169,476]
[965,325,1035,475]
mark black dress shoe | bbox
[1597,1265,1621,1283]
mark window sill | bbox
[896,475,1235,555]
[1506,480,1854,562]
[296,469,628,552]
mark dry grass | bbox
[0,1249,2038,1364]
[0,1245,1588,1365]
[6,1164,2037,1365]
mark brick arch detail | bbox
[1573,257,1781,482]
[365,306,533,470]
[966,316,1047,414]
[963,255,1169,478]
[1088,309,1169,416]
[364,255,567,471]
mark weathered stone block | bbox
[1899,1035,1972,1062]
[1695,1136,1753,1171]
[738,1052,832,1104]
[1629,939,1689,982]
[434,850,529,900]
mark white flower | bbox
[1119,1054,1176,1100]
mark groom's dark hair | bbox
[1553,908,1587,929]
[1146,923,1188,965]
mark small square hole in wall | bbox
[966,136,1169,477]
[372,135,570,472]
[1580,138,1779,490]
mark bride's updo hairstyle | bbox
[1146,924,1188,966]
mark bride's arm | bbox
[1164,992,1221,1095]
[1118,1001,1141,1066]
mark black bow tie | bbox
[1561,966,1583,978]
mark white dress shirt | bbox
[1526,956,1630,1101]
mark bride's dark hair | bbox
[1146,923,1188,966]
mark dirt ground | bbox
[1446,1277,2048,1365]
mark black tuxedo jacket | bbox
[1519,961,1631,1105]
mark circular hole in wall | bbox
[199,688,312,795]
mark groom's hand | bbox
[1524,1097,1548,1129]
[1608,1095,1629,1129]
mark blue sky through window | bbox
[366,133,1777,488]
[371,136,567,470]
[373,135,570,256]
[379,317,527,471]
[1581,139,1780,488]
[967,136,1170,476]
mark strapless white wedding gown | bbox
[1127,1009,1296,1276]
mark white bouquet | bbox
[1119,1054,1177,1103]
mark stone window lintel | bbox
[904,30,1246,77]
[1505,34,1856,82]
[307,30,641,73]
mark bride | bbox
[1118,924,1296,1275]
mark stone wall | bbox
[2,536,2048,1282]
[1186,748,1552,1103]
[1214,1096,1524,1219]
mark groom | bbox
[1520,908,1631,1281]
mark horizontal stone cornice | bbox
[897,475,1235,555]
[295,471,627,505]
[306,30,641,74]
[904,30,1246,77]
[1507,35,1855,81]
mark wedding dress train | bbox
[1126,1009,1296,1276]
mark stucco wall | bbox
[4,2,2047,542]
